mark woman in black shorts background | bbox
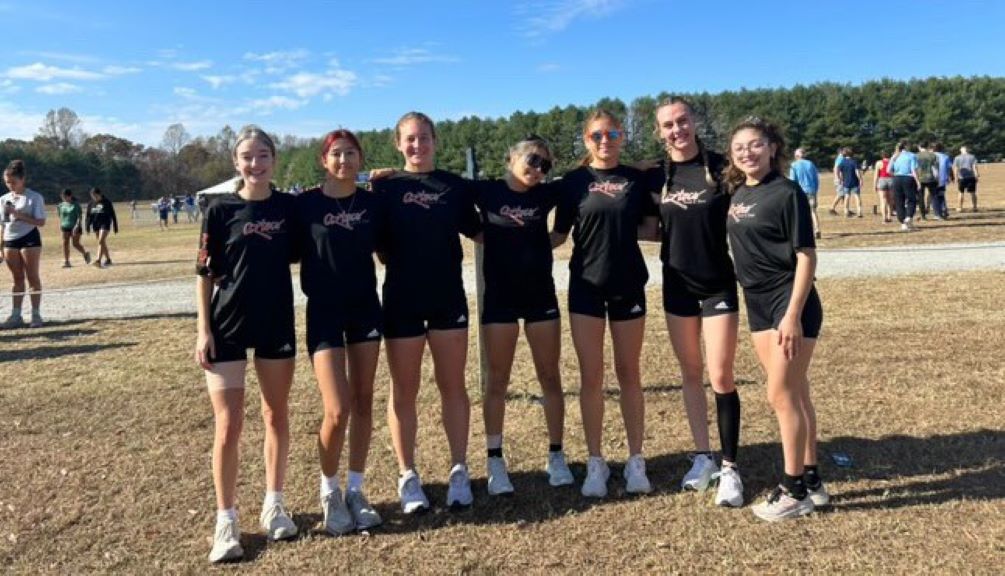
[373,111,481,513]
[724,117,828,522]
[551,109,659,499]
[195,126,299,562]
[474,135,573,496]
[296,129,384,534]
[85,187,118,267]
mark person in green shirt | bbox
[915,143,939,220]
[57,188,90,268]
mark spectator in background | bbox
[57,188,90,267]
[953,145,980,212]
[832,147,864,218]
[130,199,138,220]
[915,143,938,220]
[932,143,953,220]
[85,187,118,267]
[889,140,920,231]
[873,150,894,223]
[828,147,845,216]
[184,193,197,222]
[171,196,182,224]
[158,195,171,230]
[789,148,822,239]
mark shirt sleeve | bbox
[31,194,46,220]
[789,187,817,250]
[552,177,577,235]
[457,179,482,239]
[196,203,224,277]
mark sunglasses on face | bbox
[525,153,552,174]
[589,129,622,143]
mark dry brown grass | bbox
[1,270,1002,574]
[25,163,1005,293]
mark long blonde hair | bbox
[655,97,717,187]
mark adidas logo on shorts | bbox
[366,329,380,338]
[714,301,732,311]
[630,304,642,314]
[457,314,467,323]
[279,343,293,352]
[546,308,558,315]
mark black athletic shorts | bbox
[743,284,822,338]
[4,228,42,250]
[662,268,739,318]
[568,276,646,321]
[306,296,383,354]
[481,284,560,325]
[958,177,977,193]
[210,329,297,364]
[382,287,470,339]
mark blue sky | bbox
[2,0,1002,147]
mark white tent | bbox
[194,176,241,199]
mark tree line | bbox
[2,76,1001,202]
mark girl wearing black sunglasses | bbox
[472,136,574,496]
[551,109,660,499]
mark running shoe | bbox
[92,260,103,268]
[486,456,514,496]
[713,466,744,507]
[681,453,718,492]
[0,315,24,330]
[623,454,653,494]
[546,451,575,487]
[29,312,43,328]
[807,481,831,507]
[62,262,71,268]
[259,502,298,541]
[751,486,814,522]
[397,470,429,514]
[321,488,354,536]
[83,251,91,264]
[208,518,243,563]
[446,463,473,508]
[103,259,113,267]
[346,490,382,530]
[581,456,610,498]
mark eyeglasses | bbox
[730,138,769,154]
[525,153,552,174]
[589,129,622,143]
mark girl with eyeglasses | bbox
[373,111,482,514]
[195,126,300,562]
[724,117,828,522]
[551,109,660,499]
[294,129,384,535]
[473,136,574,496]
[644,97,744,507]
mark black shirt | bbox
[645,151,735,296]
[727,172,816,292]
[86,198,118,233]
[295,186,382,301]
[372,170,481,298]
[553,165,657,290]
[474,179,558,295]
[196,191,297,343]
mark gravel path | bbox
[23,241,1005,322]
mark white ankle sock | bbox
[320,473,339,499]
[486,434,503,450]
[216,508,237,525]
[263,490,283,509]
[347,470,364,493]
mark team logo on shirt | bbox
[661,186,708,209]
[243,219,285,239]
[323,209,367,231]
[499,205,540,226]
[588,180,628,198]
[402,191,445,209]
[728,203,757,223]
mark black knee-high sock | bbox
[715,390,741,463]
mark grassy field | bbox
[17,163,1005,294]
[0,166,1002,574]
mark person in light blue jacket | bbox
[789,148,821,238]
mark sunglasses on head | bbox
[525,153,552,174]
[589,129,622,143]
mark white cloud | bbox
[0,79,19,94]
[201,74,236,89]
[243,50,309,74]
[517,0,627,38]
[171,60,213,71]
[36,82,83,95]
[370,47,460,66]
[21,51,99,64]
[537,63,561,73]
[242,96,307,114]
[102,65,142,75]
[270,68,357,98]
[0,100,41,141]
[6,62,104,81]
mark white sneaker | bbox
[486,456,514,496]
[581,457,610,498]
[321,488,354,536]
[208,518,243,563]
[346,490,382,530]
[681,453,718,492]
[623,454,653,494]
[713,466,744,507]
[751,486,814,522]
[259,502,298,541]
[546,451,575,487]
[397,470,430,514]
[808,482,831,507]
[446,463,473,508]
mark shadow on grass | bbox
[298,428,1002,536]
[0,326,97,343]
[0,341,136,362]
[504,378,761,401]
[109,259,192,267]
